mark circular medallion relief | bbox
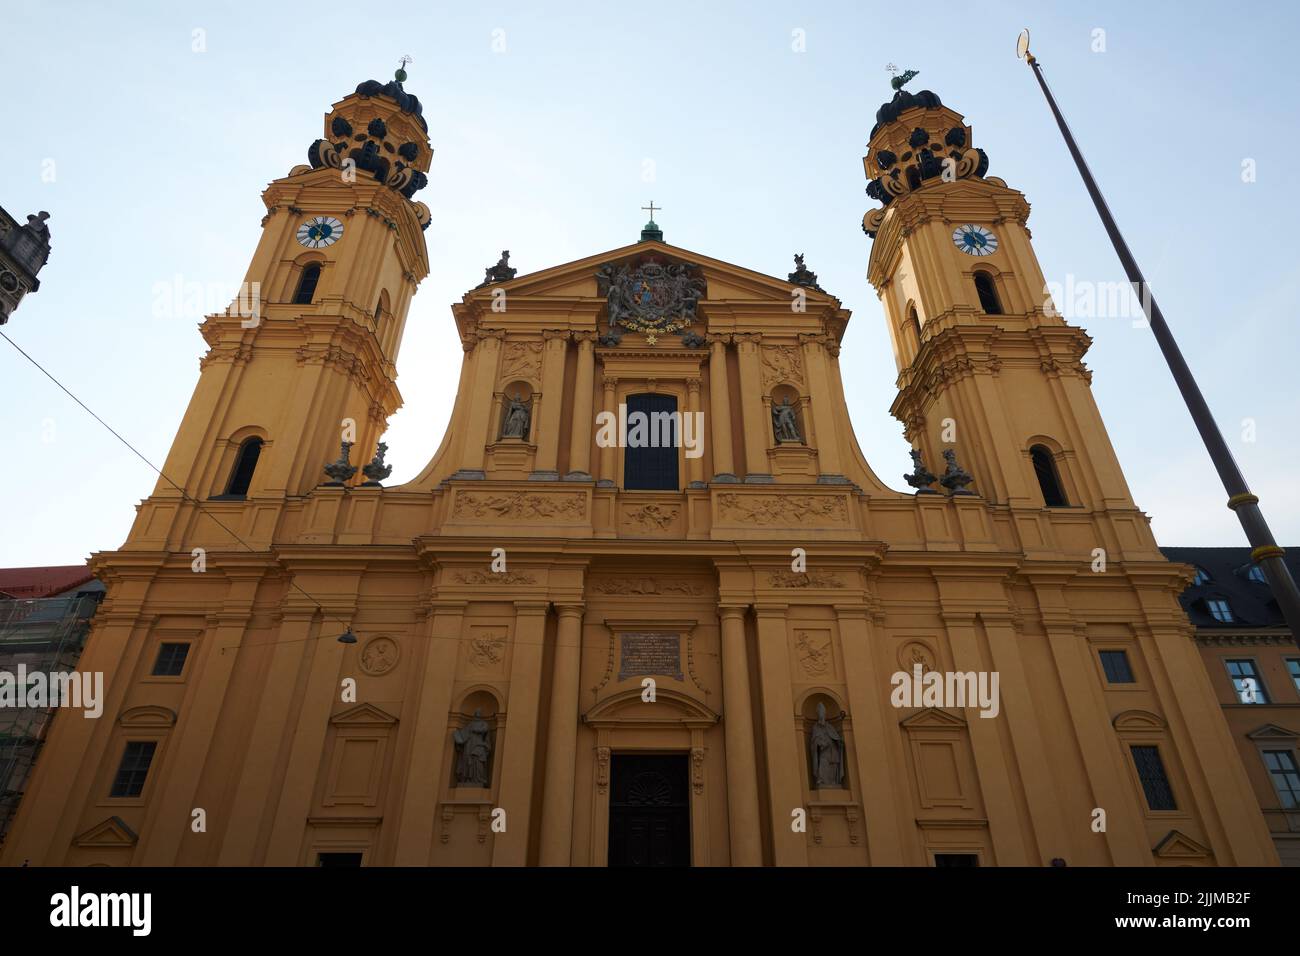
[359,636,399,676]
[898,641,937,674]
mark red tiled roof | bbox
[0,565,95,599]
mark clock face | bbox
[952,224,998,256]
[296,216,344,249]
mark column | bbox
[454,331,503,479]
[706,335,737,482]
[733,333,771,482]
[393,601,466,864]
[565,334,596,480]
[685,377,705,488]
[799,334,845,481]
[834,606,910,864]
[492,602,549,865]
[531,331,569,480]
[718,606,763,865]
[753,604,807,865]
[538,604,584,865]
[217,608,319,865]
[938,612,1031,865]
[598,375,617,487]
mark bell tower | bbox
[131,71,433,548]
[864,79,1143,529]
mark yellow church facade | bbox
[1,75,1277,867]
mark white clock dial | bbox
[952,224,998,256]
[296,216,344,249]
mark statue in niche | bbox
[453,709,493,787]
[500,391,531,439]
[772,396,803,443]
[808,702,844,788]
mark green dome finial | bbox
[395,54,412,83]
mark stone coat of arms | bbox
[596,257,706,345]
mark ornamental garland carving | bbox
[760,345,805,389]
[452,491,586,520]
[718,493,849,525]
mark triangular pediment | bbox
[1153,829,1212,860]
[330,702,399,726]
[462,240,844,306]
[1245,723,1300,741]
[899,707,968,729]
[74,815,139,847]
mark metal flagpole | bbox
[1015,29,1300,644]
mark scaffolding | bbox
[0,590,101,844]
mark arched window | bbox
[225,438,263,497]
[293,263,322,304]
[373,300,383,325]
[1030,444,1067,507]
[908,307,923,348]
[973,271,1002,315]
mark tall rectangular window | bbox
[1263,751,1300,809]
[623,393,679,491]
[1099,650,1135,684]
[1130,745,1177,811]
[1225,659,1269,704]
[1287,659,1300,694]
[152,642,191,677]
[110,741,157,798]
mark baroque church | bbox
[1,72,1278,867]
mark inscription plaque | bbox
[618,632,683,681]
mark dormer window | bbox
[1246,564,1268,584]
[1192,567,1211,586]
[1206,598,1234,623]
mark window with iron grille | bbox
[1263,750,1300,810]
[1099,650,1135,684]
[110,741,157,798]
[1130,745,1177,811]
[623,393,679,491]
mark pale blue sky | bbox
[3,0,1297,566]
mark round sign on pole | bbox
[1016,28,1031,60]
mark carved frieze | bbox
[719,493,848,525]
[452,491,585,520]
[622,503,679,531]
[453,570,537,585]
[770,570,846,589]
[590,578,706,596]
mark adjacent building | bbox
[0,567,104,845]
[1163,546,1300,865]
